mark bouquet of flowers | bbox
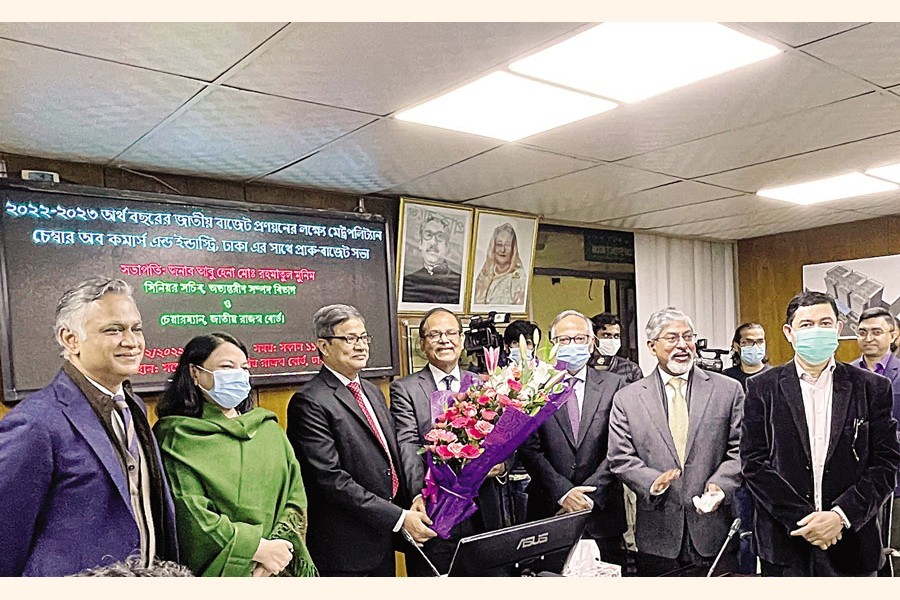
[421,336,573,538]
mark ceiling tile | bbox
[525,52,873,162]
[590,192,762,229]
[225,22,584,116]
[620,92,900,178]
[469,163,677,216]
[0,23,285,81]
[384,145,597,202]
[649,204,860,239]
[698,130,900,193]
[261,119,499,194]
[118,86,374,180]
[0,39,203,162]
[803,23,900,87]
[737,22,865,47]
[551,180,738,223]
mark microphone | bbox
[706,518,741,578]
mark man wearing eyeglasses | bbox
[853,307,900,576]
[741,292,900,576]
[402,214,462,305]
[608,307,744,576]
[519,309,628,568]
[390,307,507,575]
[287,304,435,576]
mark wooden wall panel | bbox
[738,215,900,366]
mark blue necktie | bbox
[113,394,139,460]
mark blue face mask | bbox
[740,345,766,366]
[196,365,251,409]
[508,347,522,364]
[792,327,839,365]
[556,343,592,372]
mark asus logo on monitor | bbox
[516,532,549,549]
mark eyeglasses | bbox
[420,230,448,243]
[423,329,461,342]
[322,334,373,346]
[551,334,591,346]
[856,328,893,339]
[655,332,696,345]
[739,340,765,347]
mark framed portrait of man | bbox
[396,198,473,313]
[469,209,539,316]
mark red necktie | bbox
[347,381,399,498]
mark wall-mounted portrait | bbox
[469,210,538,316]
[396,198,473,313]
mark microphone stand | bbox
[707,518,741,577]
[401,529,442,577]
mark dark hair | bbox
[858,306,894,327]
[504,320,541,347]
[590,312,620,334]
[72,556,194,577]
[157,332,252,418]
[418,307,463,339]
[785,291,839,326]
[730,322,767,365]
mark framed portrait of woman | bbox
[469,209,539,315]
[396,198,474,313]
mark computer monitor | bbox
[447,509,591,577]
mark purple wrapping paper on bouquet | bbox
[422,385,574,539]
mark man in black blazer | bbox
[741,291,900,576]
[519,309,628,566]
[287,304,435,576]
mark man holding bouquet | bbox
[520,309,629,567]
[390,307,507,575]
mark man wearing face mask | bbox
[723,323,772,391]
[741,291,900,577]
[590,313,644,385]
[519,310,628,567]
[608,307,744,576]
[503,319,541,366]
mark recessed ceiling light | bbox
[394,71,618,142]
[510,22,782,103]
[865,163,900,184]
[757,173,898,205]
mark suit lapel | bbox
[640,369,680,465]
[684,367,712,460]
[322,368,386,453]
[779,365,812,463]
[553,388,577,449]
[826,363,852,464]
[362,379,401,463]
[416,368,439,421]
[577,371,604,447]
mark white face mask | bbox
[595,338,621,357]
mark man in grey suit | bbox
[608,307,744,576]
[390,307,505,575]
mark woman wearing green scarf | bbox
[154,332,317,577]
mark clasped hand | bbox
[790,511,843,550]
[251,537,293,577]
[404,496,437,545]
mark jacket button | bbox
[805,465,810,471]
[128,465,135,471]
[805,493,812,500]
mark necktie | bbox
[667,378,688,466]
[567,376,580,441]
[442,374,455,391]
[113,394,139,460]
[347,381,399,498]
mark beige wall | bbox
[531,274,611,334]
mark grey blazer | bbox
[608,366,744,559]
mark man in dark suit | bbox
[287,304,435,576]
[401,214,462,305]
[390,307,507,575]
[520,309,628,567]
[0,277,178,576]
[741,291,900,576]
[608,307,744,576]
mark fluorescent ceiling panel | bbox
[510,22,782,103]
[395,71,617,142]
[865,163,900,183]
[757,172,898,205]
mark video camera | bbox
[695,338,729,373]
[464,312,507,373]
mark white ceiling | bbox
[1,21,899,241]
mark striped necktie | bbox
[113,394,140,460]
[347,381,399,498]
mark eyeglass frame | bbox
[422,329,462,342]
[551,334,592,346]
[320,334,373,346]
[654,332,696,345]
[856,327,895,339]
[738,339,766,348]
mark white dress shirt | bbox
[428,363,462,393]
[324,365,407,532]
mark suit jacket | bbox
[519,368,627,540]
[402,262,462,305]
[741,361,900,573]
[855,352,900,495]
[287,367,406,574]
[0,368,178,576]
[608,366,744,558]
